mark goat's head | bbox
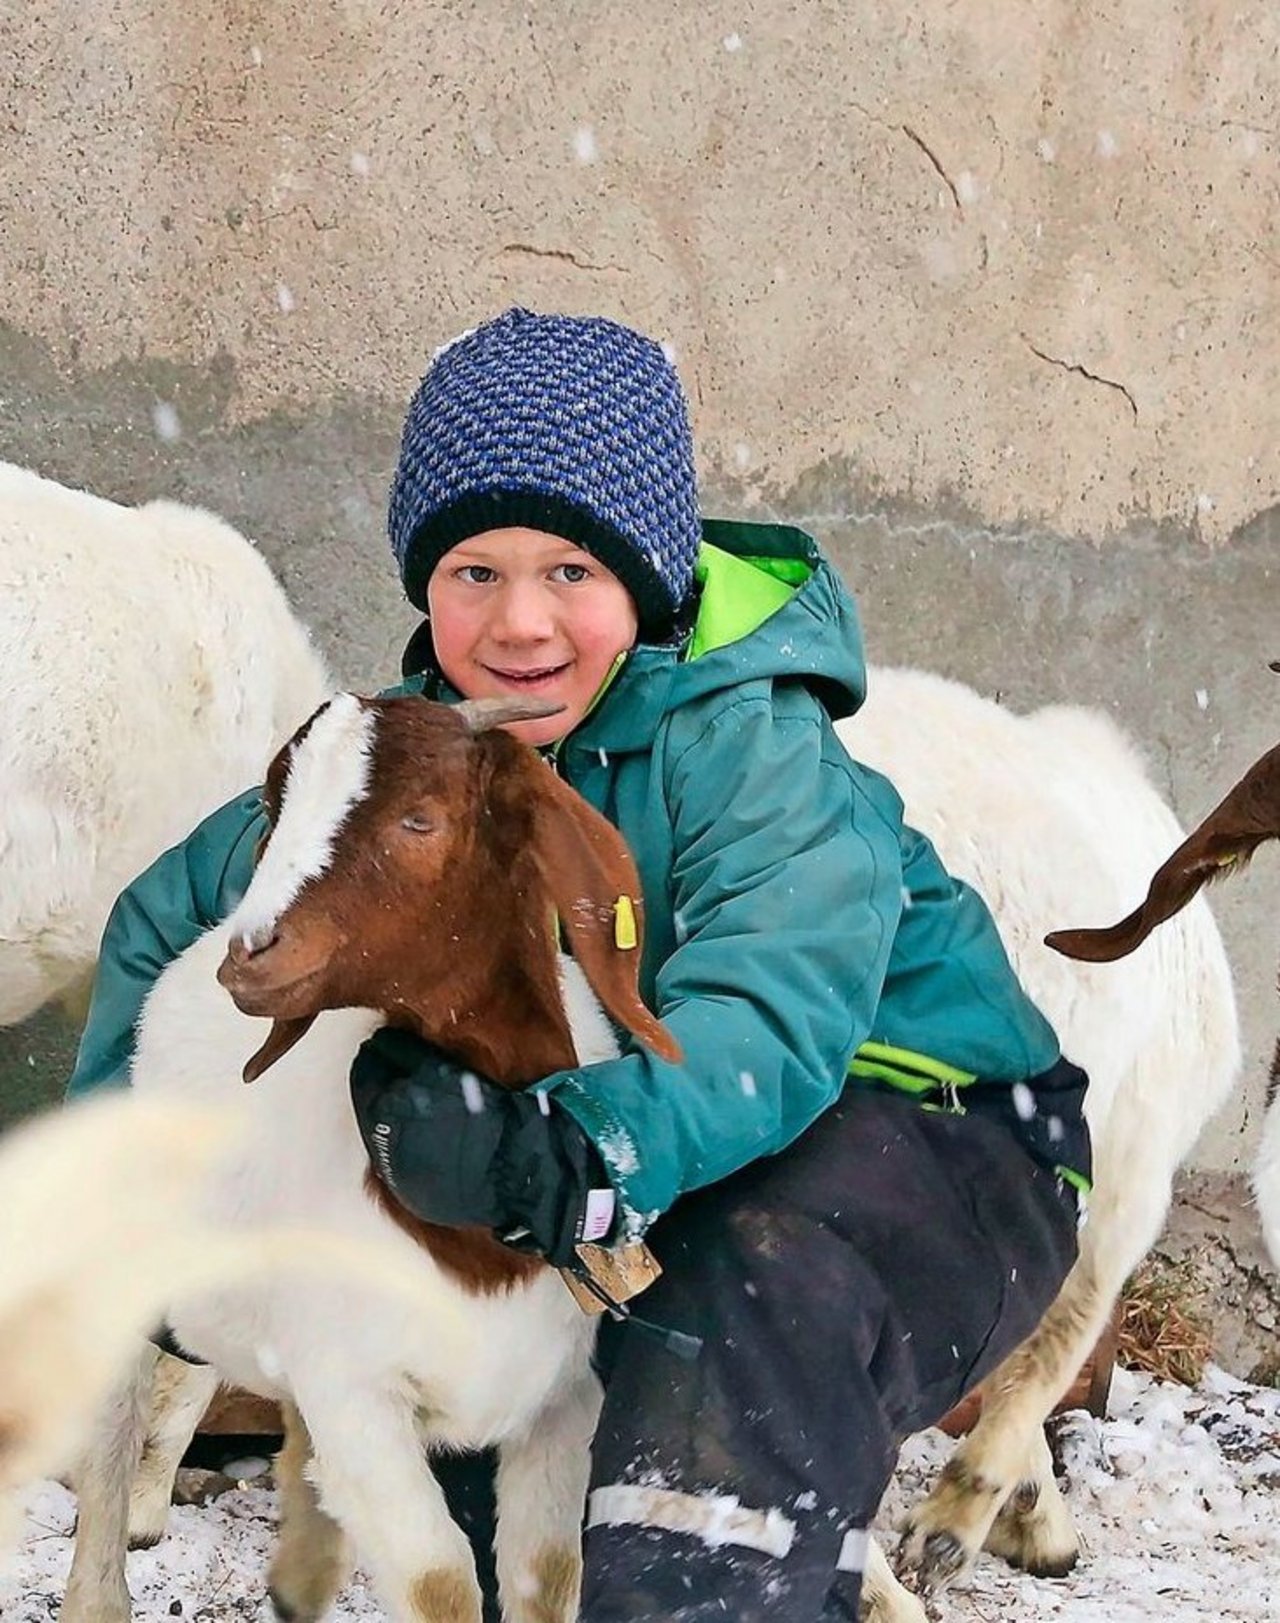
[1046,735,1280,963]
[217,693,680,1082]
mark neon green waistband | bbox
[848,1041,1094,1195]
[847,1040,978,1094]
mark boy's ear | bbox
[519,759,681,1065]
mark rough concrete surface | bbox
[1154,1169,1280,1382]
[3,1,1279,543]
[1,3,1278,1316]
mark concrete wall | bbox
[1,1,1277,1170]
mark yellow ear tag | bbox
[614,894,638,951]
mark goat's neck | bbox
[385,917,578,1089]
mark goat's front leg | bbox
[860,1534,927,1623]
[127,1351,220,1548]
[268,1400,353,1623]
[62,1342,157,1623]
[297,1379,483,1623]
[494,1370,601,1623]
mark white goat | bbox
[842,668,1239,1617]
[0,462,329,1025]
[65,693,677,1623]
[61,670,1241,1623]
[0,1093,239,1556]
[0,1092,346,1558]
[1044,731,1280,1267]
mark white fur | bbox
[0,462,330,1024]
[66,893,616,1623]
[232,695,373,948]
[1254,1068,1280,1266]
[0,1091,317,1558]
[841,668,1240,1611]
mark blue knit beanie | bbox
[388,308,701,641]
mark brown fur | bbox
[1046,739,1280,962]
[409,1566,482,1623]
[525,1542,582,1623]
[217,696,680,1295]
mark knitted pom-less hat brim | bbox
[401,487,677,641]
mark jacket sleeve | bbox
[65,792,268,1099]
[544,691,905,1236]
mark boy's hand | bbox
[349,1026,617,1267]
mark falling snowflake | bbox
[151,401,182,442]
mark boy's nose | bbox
[492,582,554,641]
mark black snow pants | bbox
[432,1058,1088,1623]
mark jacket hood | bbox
[568,518,867,754]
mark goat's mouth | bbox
[216,954,331,1020]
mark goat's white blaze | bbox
[229,694,376,950]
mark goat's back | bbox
[839,668,1241,1161]
[0,463,330,1020]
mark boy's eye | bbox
[553,563,590,584]
[457,564,497,584]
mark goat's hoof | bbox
[907,1529,969,1593]
[269,1581,341,1623]
[982,1474,1080,1578]
[126,1529,163,1551]
[983,1518,1080,1579]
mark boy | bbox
[71,308,1088,1622]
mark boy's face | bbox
[427,528,639,747]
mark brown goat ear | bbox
[523,762,681,1065]
[242,1015,316,1083]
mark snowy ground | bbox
[3,1365,1277,1621]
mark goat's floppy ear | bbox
[522,761,681,1064]
[242,1016,316,1083]
[1047,741,1280,962]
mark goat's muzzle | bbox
[216,927,331,1020]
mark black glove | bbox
[349,1026,618,1267]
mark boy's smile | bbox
[427,527,639,747]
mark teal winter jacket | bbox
[68,519,1060,1237]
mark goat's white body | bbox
[0,462,329,1024]
[76,926,610,1623]
[845,669,1240,1170]
[138,928,600,1444]
[843,669,1240,1618]
[1255,1080,1280,1266]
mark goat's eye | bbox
[401,812,436,834]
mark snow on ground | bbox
[3,1365,1276,1621]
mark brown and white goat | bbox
[64,693,677,1623]
[1047,732,1280,1265]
